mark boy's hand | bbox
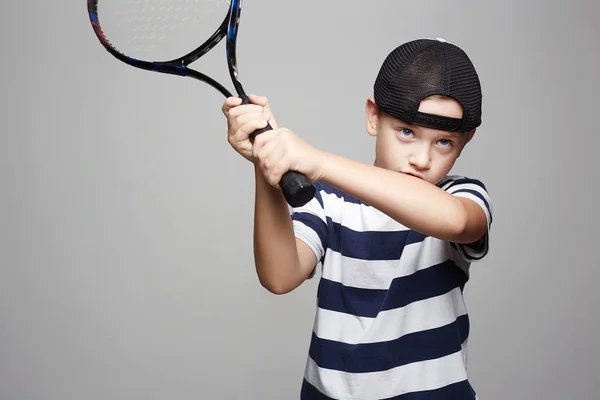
[222,94,278,163]
[223,94,326,187]
[252,127,326,188]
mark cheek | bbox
[376,136,406,167]
[432,153,459,174]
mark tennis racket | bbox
[86,0,316,207]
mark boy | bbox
[222,38,492,400]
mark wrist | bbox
[317,151,336,183]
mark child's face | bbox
[366,96,475,185]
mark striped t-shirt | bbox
[291,175,493,400]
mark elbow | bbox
[258,276,296,295]
[265,284,293,295]
[448,203,471,243]
[450,218,469,243]
[254,256,305,295]
[262,282,294,295]
[449,205,485,244]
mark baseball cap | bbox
[373,38,482,132]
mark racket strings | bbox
[99,0,231,60]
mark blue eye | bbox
[398,128,413,138]
[437,139,454,148]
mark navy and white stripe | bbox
[438,175,493,261]
[291,177,492,400]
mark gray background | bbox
[1,0,599,399]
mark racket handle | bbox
[249,123,316,208]
[280,170,317,208]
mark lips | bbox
[401,171,424,180]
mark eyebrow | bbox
[436,131,462,139]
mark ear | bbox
[457,129,476,157]
[464,129,476,145]
[366,97,379,137]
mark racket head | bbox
[87,0,234,95]
[87,0,316,207]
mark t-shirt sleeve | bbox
[440,176,493,262]
[290,182,329,279]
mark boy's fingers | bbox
[222,97,242,114]
[234,119,269,142]
[229,111,268,133]
[253,131,279,160]
[247,94,269,107]
[227,96,241,105]
[248,94,279,127]
[228,103,264,118]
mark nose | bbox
[408,145,432,170]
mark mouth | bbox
[401,171,424,180]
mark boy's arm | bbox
[222,95,319,294]
[319,153,488,244]
[253,165,318,294]
[250,122,488,247]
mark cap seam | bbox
[408,40,440,122]
[441,44,448,92]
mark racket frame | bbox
[86,0,317,207]
[87,0,234,97]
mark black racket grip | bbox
[249,124,316,208]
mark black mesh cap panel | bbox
[374,39,482,132]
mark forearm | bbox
[252,166,303,293]
[320,153,468,242]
